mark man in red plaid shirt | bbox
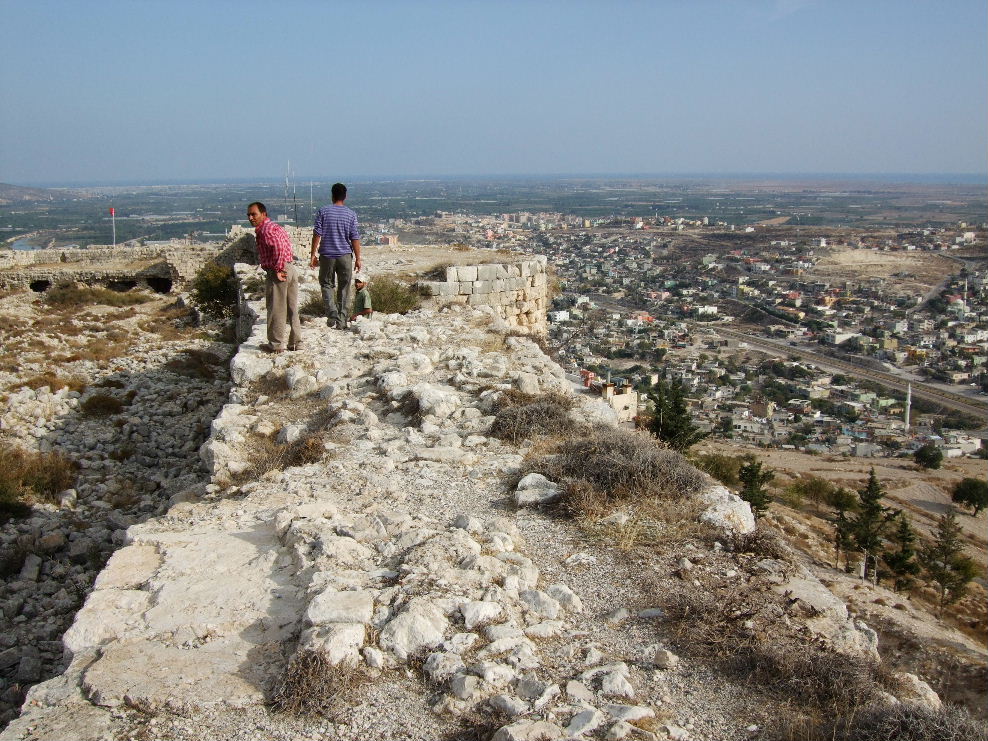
[247,202,301,352]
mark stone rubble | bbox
[0,325,230,728]
[1,270,934,740]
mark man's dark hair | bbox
[331,183,347,202]
[248,201,267,214]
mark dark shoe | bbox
[260,343,284,354]
[336,321,349,330]
[288,343,302,351]
[326,317,337,327]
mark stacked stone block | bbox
[418,256,548,333]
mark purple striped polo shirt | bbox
[313,204,360,257]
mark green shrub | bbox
[300,294,324,316]
[691,452,743,487]
[190,261,237,319]
[45,283,151,308]
[371,277,421,315]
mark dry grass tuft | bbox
[663,587,896,713]
[726,525,793,561]
[0,443,77,521]
[165,348,226,380]
[488,390,576,443]
[60,339,128,363]
[233,432,326,483]
[771,700,987,741]
[534,428,706,513]
[80,393,125,417]
[10,372,87,394]
[45,283,151,308]
[300,294,324,316]
[272,651,371,717]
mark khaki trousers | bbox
[265,263,301,350]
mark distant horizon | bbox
[9,171,988,190]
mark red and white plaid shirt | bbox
[255,217,294,271]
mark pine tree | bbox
[833,508,856,572]
[921,508,979,618]
[848,468,894,580]
[738,457,774,518]
[647,376,709,452]
[882,511,921,593]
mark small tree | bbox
[848,468,894,580]
[190,261,237,319]
[789,474,836,515]
[920,508,979,617]
[913,443,943,470]
[951,477,988,516]
[647,377,709,452]
[833,508,856,572]
[738,457,774,517]
[882,512,921,593]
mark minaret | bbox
[904,384,912,433]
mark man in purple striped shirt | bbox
[309,183,362,329]
[248,201,301,353]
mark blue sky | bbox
[1,0,985,184]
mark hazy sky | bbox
[1,0,985,185]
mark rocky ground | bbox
[0,268,962,741]
[0,288,232,728]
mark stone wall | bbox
[418,256,549,333]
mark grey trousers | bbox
[264,264,301,350]
[318,254,353,328]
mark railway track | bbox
[709,326,988,425]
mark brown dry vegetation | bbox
[489,389,575,443]
[0,443,77,521]
[689,440,987,717]
[272,651,373,718]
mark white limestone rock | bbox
[379,598,449,660]
[603,703,656,722]
[546,583,583,613]
[519,590,561,620]
[424,651,466,682]
[305,589,374,626]
[230,353,274,384]
[514,473,562,507]
[648,647,680,669]
[450,673,482,700]
[461,600,503,629]
[299,623,365,666]
[62,589,152,657]
[601,671,635,698]
[489,694,529,717]
[895,672,942,710]
[567,708,606,737]
[491,720,566,741]
[698,485,756,534]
